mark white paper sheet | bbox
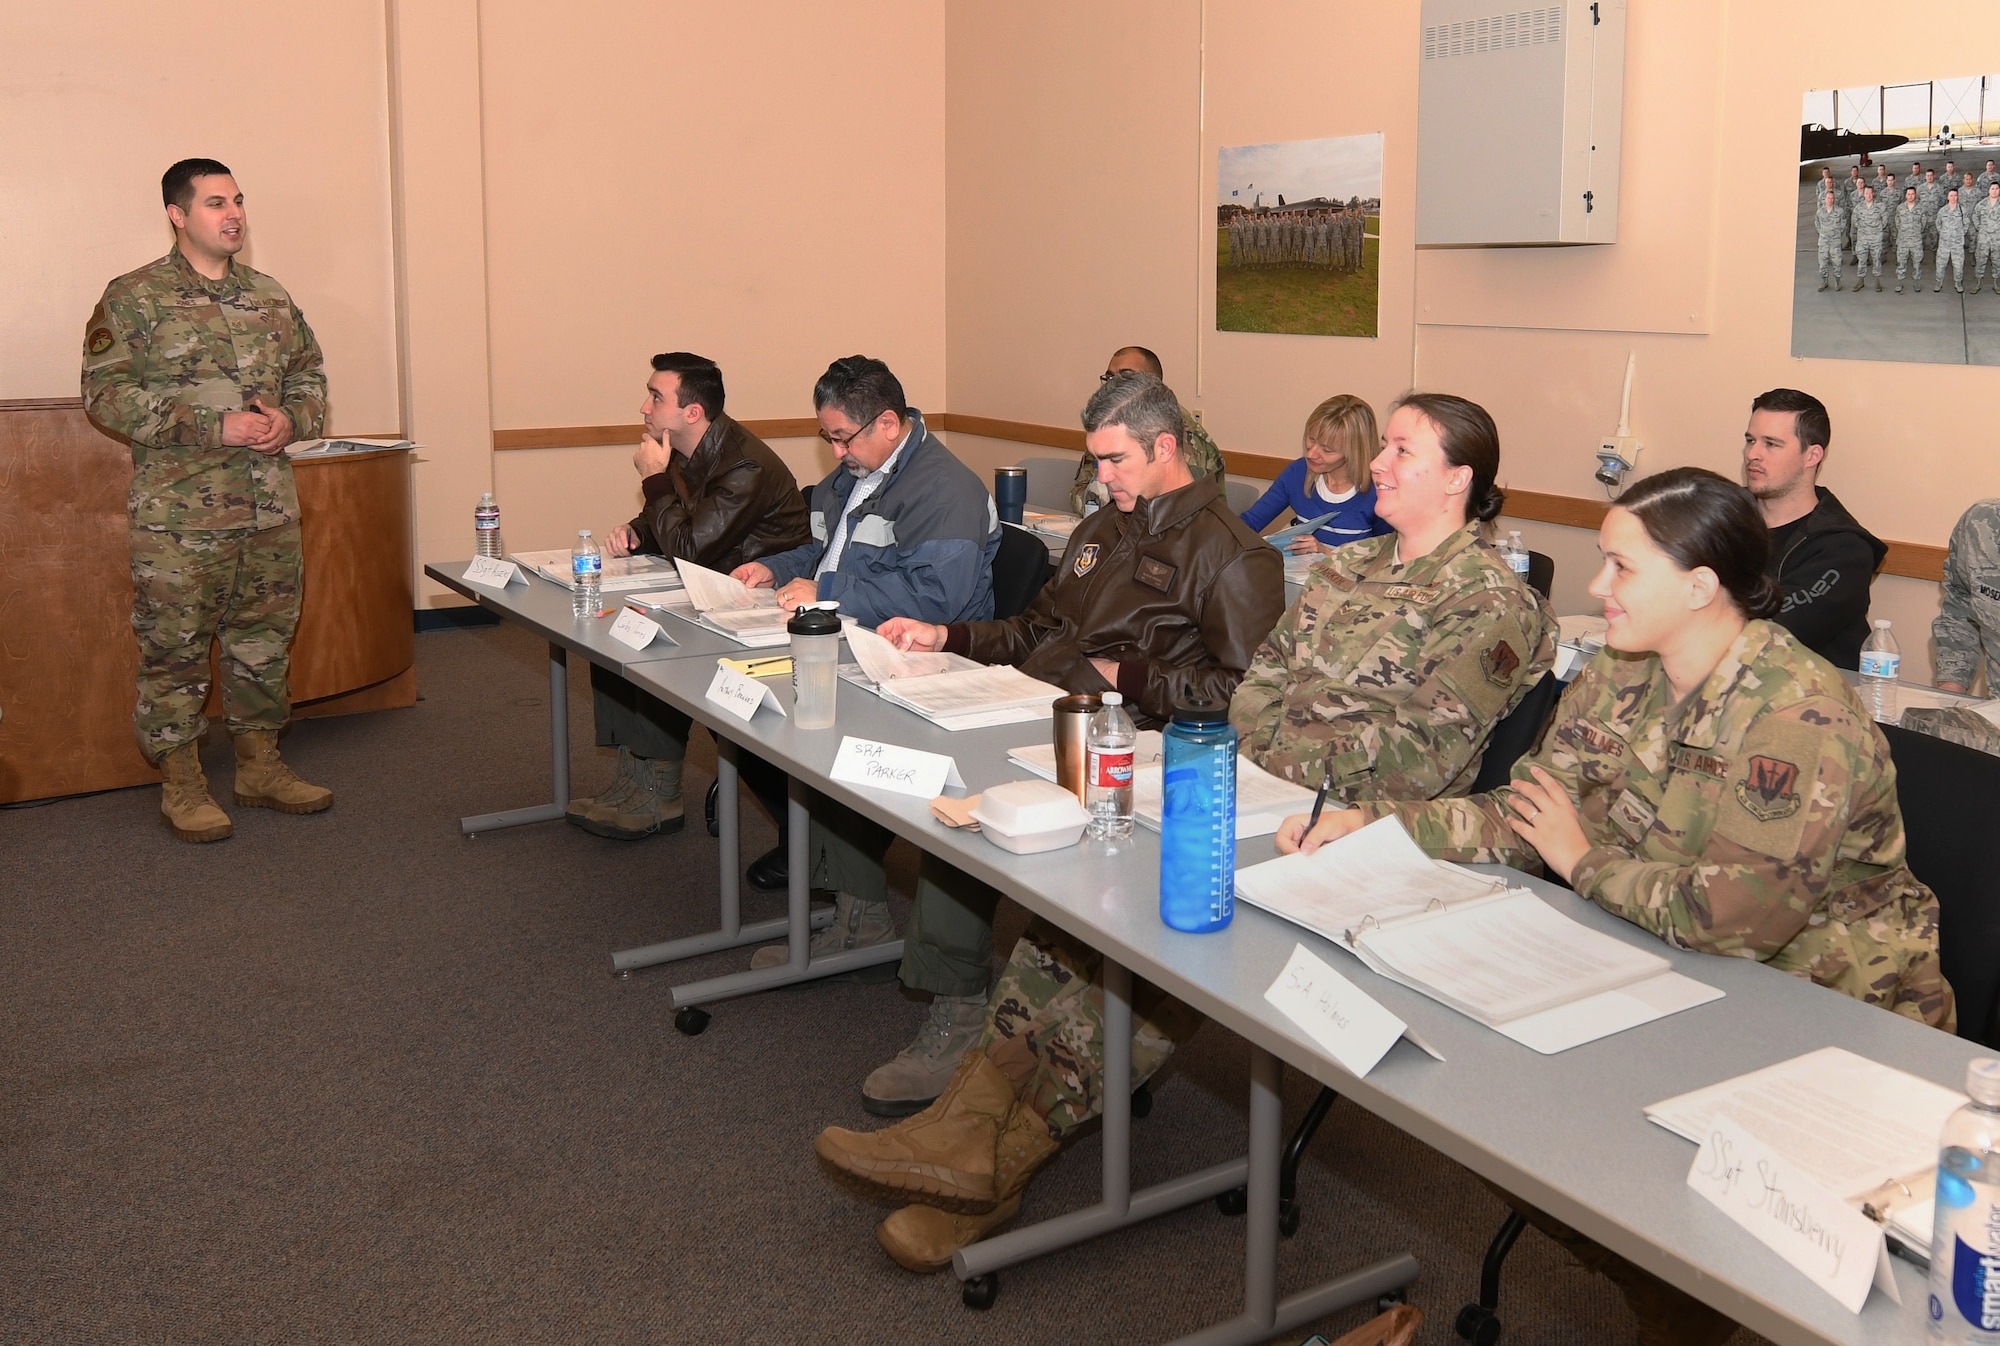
[877,665,1066,719]
[1232,816,1505,941]
[845,624,979,685]
[628,587,697,613]
[1134,756,1317,839]
[1494,971,1723,1054]
[1645,1047,1966,1201]
[1349,888,1671,1025]
[508,549,681,590]
[674,557,777,611]
[1008,733,1164,783]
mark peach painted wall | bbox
[0,4,402,433]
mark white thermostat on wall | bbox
[1416,0,1626,246]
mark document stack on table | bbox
[509,548,683,592]
[1647,1047,1967,1261]
[670,559,791,647]
[1019,509,1084,542]
[1233,817,1723,1052]
[842,625,1064,731]
[1005,736,1316,839]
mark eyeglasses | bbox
[818,421,873,449]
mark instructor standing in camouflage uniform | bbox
[81,158,332,843]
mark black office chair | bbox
[1525,550,1554,601]
[993,522,1054,620]
[1215,671,1567,1240]
[1446,718,2000,1346]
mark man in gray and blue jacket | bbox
[730,356,999,893]
[736,354,999,626]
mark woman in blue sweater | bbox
[1239,393,1391,553]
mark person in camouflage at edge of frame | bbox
[1814,189,1847,291]
[1069,345,1225,515]
[81,157,333,843]
[813,392,1555,1278]
[1974,182,2000,294]
[1280,466,1951,1346]
[1934,499,2000,694]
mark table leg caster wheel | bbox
[1279,1201,1302,1238]
[1454,1303,1501,1346]
[1130,1083,1153,1119]
[961,1273,999,1310]
[1214,1187,1247,1217]
[704,781,720,838]
[674,1007,711,1036]
[1376,1287,1407,1313]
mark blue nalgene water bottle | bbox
[1160,698,1237,933]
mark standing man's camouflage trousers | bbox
[1977,236,2000,282]
[1897,240,1924,281]
[1857,239,1885,275]
[980,919,1202,1136]
[1816,237,1843,281]
[130,521,302,762]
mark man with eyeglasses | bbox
[1068,346,1226,515]
[730,355,999,896]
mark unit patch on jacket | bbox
[1134,555,1177,593]
[1072,544,1100,578]
[1733,754,1802,822]
[1480,640,1520,687]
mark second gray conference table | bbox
[615,639,1976,1346]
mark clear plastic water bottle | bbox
[1085,691,1136,839]
[571,528,602,619]
[1504,529,1531,579]
[474,492,503,558]
[1859,618,1901,722]
[1159,699,1236,933]
[1926,1057,2000,1344]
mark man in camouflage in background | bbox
[1893,185,1925,293]
[1814,188,1847,291]
[1974,182,2000,294]
[1851,183,1888,291]
[1069,345,1225,514]
[1935,187,1969,293]
[1934,499,2000,695]
[81,158,333,843]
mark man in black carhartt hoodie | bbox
[1741,388,1887,669]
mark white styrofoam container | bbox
[972,779,1091,854]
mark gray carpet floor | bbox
[0,622,1774,1344]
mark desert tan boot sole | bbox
[163,812,233,843]
[814,1134,999,1215]
[235,790,333,815]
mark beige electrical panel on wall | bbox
[1416,0,1626,246]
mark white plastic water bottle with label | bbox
[1085,691,1136,839]
[1503,529,1531,579]
[1925,1057,2000,1344]
[474,492,503,558]
[1859,618,1900,722]
[571,529,602,619]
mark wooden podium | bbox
[0,399,416,804]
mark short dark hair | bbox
[1109,345,1165,378]
[1615,468,1782,619]
[1750,387,1831,454]
[1081,372,1184,463]
[162,158,234,211]
[1389,391,1506,523]
[649,352,725,420]
[813,355,907,429]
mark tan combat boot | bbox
[814,1049,1017,1213]
[232,730,333,813]
[750,891,897,978]
[567,746,641,826]
[875,1100,1059,1272]
[578,754,684,839]
[160,743,232,843]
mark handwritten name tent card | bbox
[1687,1114,1900,1314]
[705,663,785,723]
[829,736,964,800]
[608,607,671,651]
[1264,944,1442,1078]
[463,556,523,588]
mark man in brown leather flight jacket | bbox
[812,371,1285,1118]
[569,351,811,841]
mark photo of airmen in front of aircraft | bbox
[1794,74,2000,366]
[1216,132,1382,338]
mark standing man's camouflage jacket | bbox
[1071,407,1227,516]
[1934,498,2000,690]
[81,250,327,533]
[1230,523,1557,799]
[1379,620,1954,1030]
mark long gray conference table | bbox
[431,558,1981,1346]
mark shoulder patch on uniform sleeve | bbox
[1712,714,1827,858]
[88,327,115,355]
[1480,640,1520,687]
[1072,543,1100,577]
[1733,755,1801,821]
